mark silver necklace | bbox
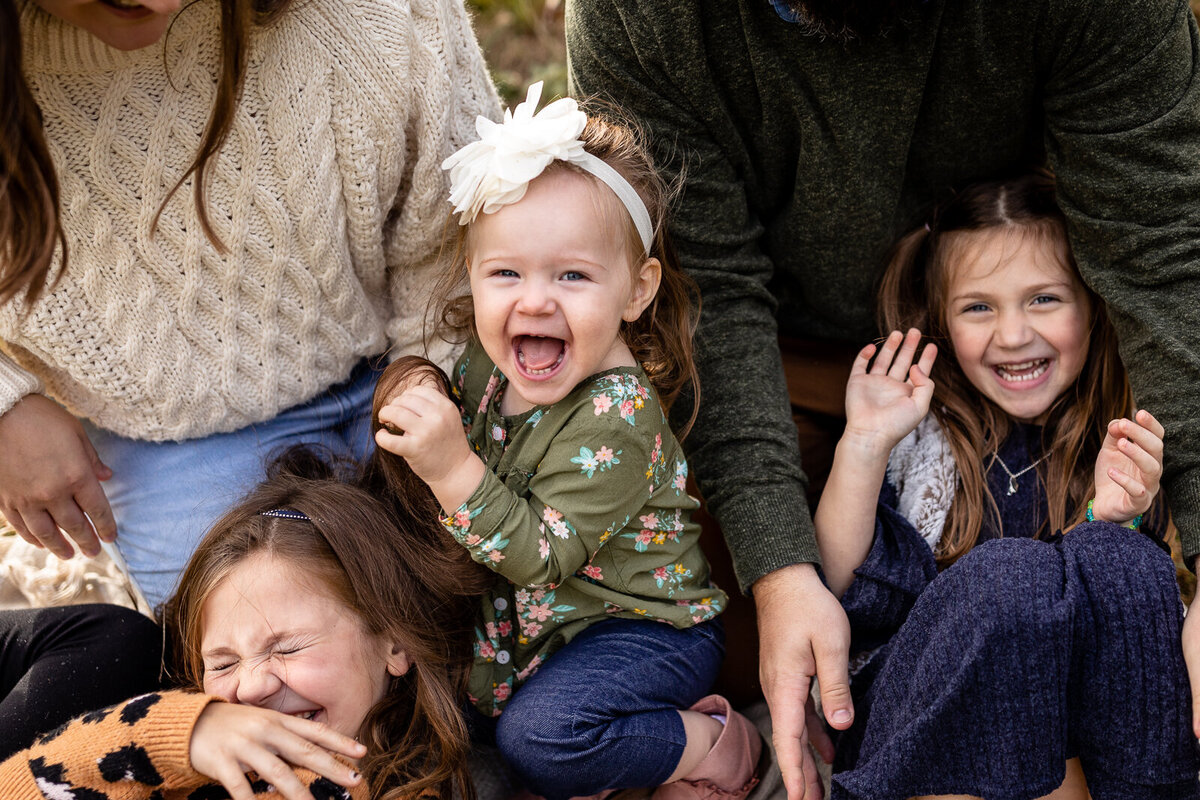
[989,450,1049,496]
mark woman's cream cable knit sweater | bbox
[6,0,498,440]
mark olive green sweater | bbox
[567,0,1200,588]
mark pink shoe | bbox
[652,695,762,800]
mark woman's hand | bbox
[1090,409,1164,525]
[842,329,938,456]
[0,394,116,558]
[375,384,485,511]
[190,703,366,800]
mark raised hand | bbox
[375,384,485,511]
[1091,408,1164,526]
[843,329,937,456]
[189,702,366,800]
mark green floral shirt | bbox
[444,341,726,716]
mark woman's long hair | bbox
[877,171,1147,567]
[163,446,491,800]
[430,110,702,435]
[0,0,290,304]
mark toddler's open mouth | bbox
[515,335,565,376]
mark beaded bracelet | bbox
[1086,498,1142,530]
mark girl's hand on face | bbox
[1091,409,1165,526]
[842,329,938,457]
[190,702,366,800]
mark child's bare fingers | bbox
[1106,467,1148,500]
[1135,408,1165,439]
[1116,436,1162,479]
[869,331,903,375]
[1112,417,1164,461]
[850,343,877,376]
[916,342,938,377]
[886,329,922,381]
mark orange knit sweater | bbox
[0,691,371,800]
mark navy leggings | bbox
[0,604,163,759]
[833,522,1200,800]
[480,617,724,800]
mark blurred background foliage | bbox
[467,0,567,104]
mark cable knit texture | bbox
[9,0,498,440]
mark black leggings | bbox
[0,604,163,759]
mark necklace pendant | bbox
[1007,476,1018,495]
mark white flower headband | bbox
[442,82,654,254]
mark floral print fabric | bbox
[445,340,726,716]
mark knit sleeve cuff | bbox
[0,351,42,418]
[1167,469,1200,570]
[712,485,822,595]
[136,692,221,787]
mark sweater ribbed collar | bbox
[19,0,207,75]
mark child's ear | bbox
[623,257,662,322]
[385,643,411,678]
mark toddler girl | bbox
[0,447,489,800]
[374,85,754,800]
[816,172,1200,798]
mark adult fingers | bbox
[76,476,117,544]
[815,641,854,732]
[801,744,825,799]
[46,495,100,557]
[766,673,812,800]
[6,509,42,548]
[21,508,76,559]
[1182,607,1200,737]
[806,694,835,764]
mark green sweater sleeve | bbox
[567,0,821,593]
[1041,0,1200,559]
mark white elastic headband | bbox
[441,82,653,254]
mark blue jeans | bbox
[84,359,380,607]
[486,617,725,800]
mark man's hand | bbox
[0,394,116,559]
[755,562,853,800]
[1183,559,1200,738]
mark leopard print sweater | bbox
[0,691,367,800]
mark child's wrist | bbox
[1086,498,1143,530]
[837,427,897,462]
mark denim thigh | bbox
[495,617,725,800]
[84,359,380,607]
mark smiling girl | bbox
[815,172,1199,799]
[373,86,757,800]
[0,447,490,800]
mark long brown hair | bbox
[432,110,702,434]
[877,171,1144,567]
[163,447,491,800]
[0,0,289,304]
